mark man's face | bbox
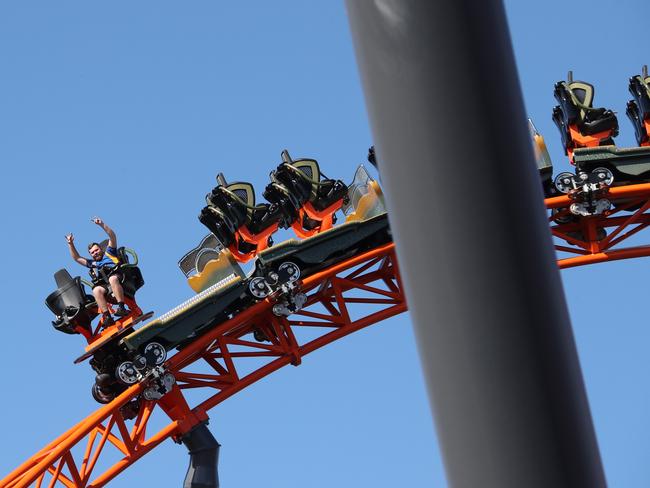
[89,245,104,261]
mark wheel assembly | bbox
[91,383,115,404]
[278,262,300,283]
[116,361,139,385]
[143,342,167,367]
[249,276,269,298]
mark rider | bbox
[65,217,131,326]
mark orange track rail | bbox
[549,183,650,268]
[6,181,650,487]
[1,243,405,488]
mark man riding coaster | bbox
[65,217,131,327]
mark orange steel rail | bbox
[6,181,650,487]
[548,183,650,268]
[1,243,405,488]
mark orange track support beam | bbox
[8,180,650,487]
[547,183,650,268]
[1,243,405,488]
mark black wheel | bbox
[143,342,167,367]
[278,262,300,283]
[116,361,139,385]
[249,277,269,298]
[554,172,575,194]
[253,328,269,342]
[91,383,115,404]
[592,167,614,186]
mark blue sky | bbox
[0,1,649,487]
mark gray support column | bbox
[181,423,220,488]
[345,1,606,487]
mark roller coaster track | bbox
[550,183,650,268]
[4,182,650,488]
[1,242,404,488]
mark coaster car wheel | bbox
[116,361,139,385]
[592,167,614,186]
[554,172,576,194]
[143,342,167,367]
[278,262,300,283]
[249,277,270,299]
[91,383,115,404]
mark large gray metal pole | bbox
[345,2,606,487]
[181,424,220,488]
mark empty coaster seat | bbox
[200,178,283,259]
[200,182,251,246]
[45,269,96,335]
[294,159,348,211]
[626,67,650,146]
[266,151,348,212]
[178,234,225,277]
[342,165,387,222]
[199,205,238,247]
[178,234,246,293]
[262,181,302,228]
[552,75,619,157]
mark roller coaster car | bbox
[199,178,284,262]
[90,212,391,406]
[263,150,349,238]
[549,145,650,218]
[107,216,377,388]
[552,74,619,162]
[248,166,388,316]
[75,168,387,405]
[124,203,391,363]
[45,245,145,344]
[626,66,650,146]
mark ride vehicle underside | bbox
[45,157,388,414]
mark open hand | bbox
[65,233,74,244]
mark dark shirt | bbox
[86,246,120,277]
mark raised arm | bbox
[93,217,117,248]
[65,233,88,266]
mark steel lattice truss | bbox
[2,243,405,488]
[14,180,650,488]
[547,183,650,268]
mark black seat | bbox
[552,74,619,156]
[199,205,238,247]
[626,66,650,146]
[88,240,144,299]
[45,269,96,335]
[200,178,283,253]
[262,181,302,227]
[265,150,348,213]
[204,182,251,233]
[114,247,145,298]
